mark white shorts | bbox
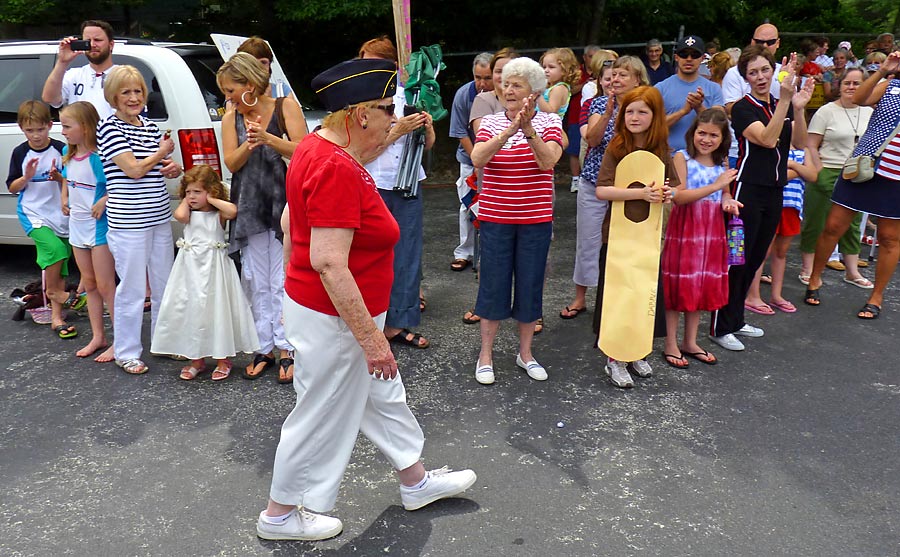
[68,217,106,249]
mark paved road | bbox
[1,183,898,556]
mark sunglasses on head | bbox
[677,50,703,59]
[753,37,779,47]
[371,103,395,115]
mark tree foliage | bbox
[0,0,57,24]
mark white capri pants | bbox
[107,223,174,361]
[240,230,291,355]
[269,297,425,512]
[572,183,608,287]
[454,162,476,261]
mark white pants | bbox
[107,223,174,361]
[454,163,476,261]
[269,298,425,512]
[240,231,290,354]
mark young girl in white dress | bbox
[151,165,259,381]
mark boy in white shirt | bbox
[6,101,78,339]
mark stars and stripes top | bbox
[475,111,563,224]
[854,79,900,182]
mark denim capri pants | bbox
[475,221,552,323]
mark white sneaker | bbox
[475,361,494,385]
[400,466,477,511]
[628,359,653,378]
[256,507,343,541]
[708,333,745,351]
[736,324,764,337]
[605,359,634,388]
[570,176,579,193]
[516,354,548,381]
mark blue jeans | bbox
[475,221,552,323]
[379,188,423,329]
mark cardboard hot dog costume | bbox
[598,151,666,361]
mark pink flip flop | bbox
[769,299,797,313]
[744,302,775,315]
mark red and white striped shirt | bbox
[475,111,563,224]
[876,135,900,181]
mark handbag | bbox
[842,118,900,183]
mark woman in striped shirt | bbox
[470,57,563,386]
[98,65,182,374]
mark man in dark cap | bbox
[655,35,724,152]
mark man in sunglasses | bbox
[655,35,724,152]
[721,23,783,164]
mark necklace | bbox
[839,99,861,144]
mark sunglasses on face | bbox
[372,103,395,115]
[753,38,779,47]
[677,50,702,59]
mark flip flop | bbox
[419,296,427,312]
[663,351,689,369]
[534,318,543,335]
[462,310,481,324]
[243,352,274,379]
[277,355,294,384]
[559,306,587,319]
[683,349,718,365]
[857,303,881,320]
[744,302,775,315]
[843,277,874,289]
[389,328,430,349]
[804,288,821,306]
[450,258,470,272]
[53,322,78,339]
[760,274,773,284]
[769,299,797,313]
[798,273,811,285]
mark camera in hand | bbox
[69,39,91,51]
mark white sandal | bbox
[116,358,149,375]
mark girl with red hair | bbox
[592,86,677,388]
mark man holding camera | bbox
[42,20,116,119]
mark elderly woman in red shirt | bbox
[256,58,476,542]
[470,57,564,386]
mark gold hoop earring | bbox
[241,91,258,107]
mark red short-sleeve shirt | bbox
[284,134,400,316]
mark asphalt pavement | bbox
[1,182,898,556]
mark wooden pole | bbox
[392,0,412,83]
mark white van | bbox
[0,39,319,245]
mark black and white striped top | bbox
[97,115,171,230]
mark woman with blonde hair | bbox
[707,51,734,85]
[218,52,307,382]
[97,65,183,374]
[560,55,648,320]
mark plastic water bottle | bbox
[727,216,745,266]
